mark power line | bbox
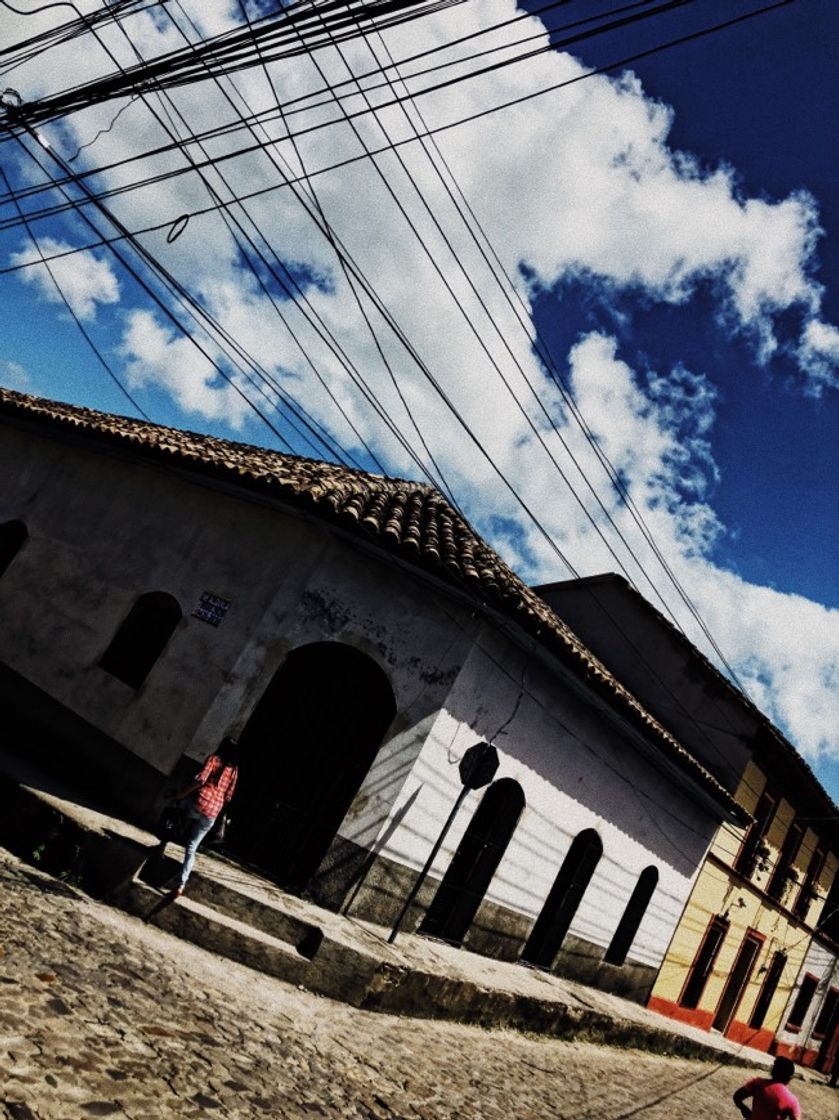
[0,0,793,148]
[0,0,697,196]
[225,0,456,501]
[0,1,796,255]
[39,0,472,492]
[0,0,474,128]
[342,1,761,689]
[13,127,355,463]
[348,7,697,609]
[0,160,151,419]
[91,3,392,477]
[133,4,582,564]
[5,0,415,469]
[0,0,635,206]
[151,0,462,495]
[238,0,464,510]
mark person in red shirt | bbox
[733,1057,801,1120]
[172,735,239,897]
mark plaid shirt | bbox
[193,754,238,820]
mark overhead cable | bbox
[0,1,796,248]
[0,160,151,420]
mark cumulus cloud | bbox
[8,237,120,321]
[691,572,839,760]
[552,332,838,759]
[0,359,31,389]
[5,0,838,756]
[118,308,251,425]
[798,318,839,395]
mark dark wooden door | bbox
[521,829,603,970]
[712,931,762,1033]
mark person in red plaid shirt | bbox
[173,736,239,896]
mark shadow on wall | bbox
[0,659,168,825]
[306,784,423,914]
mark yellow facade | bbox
[649,760,837,1048]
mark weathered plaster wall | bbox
[775,940,839,1065]
[0,423,473,783]
[0,423,322,771]
[351,624,720,978]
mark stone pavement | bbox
[1,849,837,1120]
[0,765,789,1067]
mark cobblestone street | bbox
[1,850,835,1120]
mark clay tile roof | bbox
[0,387,746,822]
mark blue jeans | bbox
[178,805,215,889]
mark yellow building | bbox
[539,575,839,1055]
[649,755,838,1051]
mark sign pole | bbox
[387,784,470,945]
[387,742,499,945]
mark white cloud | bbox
[552,332,838,759]
[9,237,120,321]
[0,358,30,389]
[798,318,839,395]
[118,309,250,425]
[4,1,838,757]
[692,573,839,760]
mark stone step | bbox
[140,851,324,959]
[116,877,314,988]
[125,862,388,1005]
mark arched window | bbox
[420,778,526,947]
[521,828,603,970]
[604,865,659,966]
[0,519,27,578]
[99,591,182,688]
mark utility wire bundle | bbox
[1,0,469,130]
[0,0,796,706]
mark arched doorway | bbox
[521,828,603,970]
[419,777,525,946]
[229,641,396,893]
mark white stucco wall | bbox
[0,422,474,777]
[369,626,719,969]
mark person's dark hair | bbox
[216,735,239,763]
[771,1056,795,1084]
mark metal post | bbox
[388,784,470,945]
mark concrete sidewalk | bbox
[0,753,806,1076]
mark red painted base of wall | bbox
[725,1021,774,1051]
[647,997,714,1032]
[775,1042,820,1068]
[646,999,774,1052]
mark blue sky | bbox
[529,0,839,609]
[1,0,837,789]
